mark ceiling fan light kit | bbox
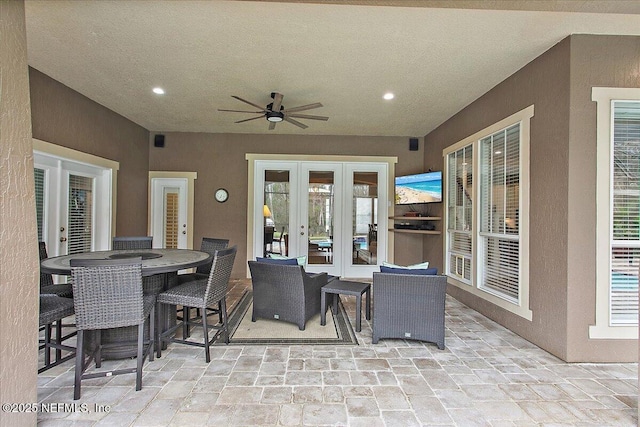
[219,92,328,130]
[266,111,284,122]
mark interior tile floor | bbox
[37,280,638,426]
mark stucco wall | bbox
[149,132,424,278]
[565,35,640,361]
[424,34,640,362]
[424,37,572,360]
[29,68,150,236]
[0,1,38,425]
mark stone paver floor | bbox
[36,280,637,426]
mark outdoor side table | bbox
[320,280,371,332]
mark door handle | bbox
[59,237,67,242]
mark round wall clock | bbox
[214,188,229,203]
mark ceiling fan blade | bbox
[271,92,283,112]
[282,102,323,113]
[287,113,329,121]
[268,122,276,131]
[218,109,265,114]
[283,117,308,129]
[231,95,265,110]
[235,115,264,124]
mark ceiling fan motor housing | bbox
[266,110,284,122]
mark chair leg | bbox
[220,298,229,344]
[55,320,62,362]
[44,323,52,368]
[183,306,190,338]
[202,309,210,363]
[136,322,144,391]
[95,330,102,369]
[218,301,223,324]
[148,304,155,362]
[156,303,163,359]
[74,330,84,400]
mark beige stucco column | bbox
[0,1,39,426]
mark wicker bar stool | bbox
[157,246,236,363]
[112,236,153,250]
[70,257,155,400]
[175,237,229,330]
[39,242,73,298]
[39,295,76,373]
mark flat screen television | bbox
[395,171,442,204]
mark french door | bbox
[34,152,112,259]
[253,159,388,278]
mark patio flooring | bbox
[37,280,638,426]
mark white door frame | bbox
[247,154,397,279]
[148,172,197,249]
[33,139,117,257]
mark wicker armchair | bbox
[39,295,75,373]
[39,242,73,298]
[248,261,328,331]
[372,272,447,349]
[112,236,153,250]
[156,246,237,363]
[70,257,155,400]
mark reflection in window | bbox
[352,172,378,265]
[264,170,290,256]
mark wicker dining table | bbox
[41,248,212,359]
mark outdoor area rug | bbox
[215,291,358,345]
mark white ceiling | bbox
[24,0,640,137]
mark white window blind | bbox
[446,145,473,282]
[479,124,520,302]
[34,168,45,242]
[68,175,93,255]
[610,101,640,325]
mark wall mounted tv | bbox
[395,171,442,204]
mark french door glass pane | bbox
[68,175,93,255]
[264,170,290,257]
[308,171,333,265]
[34,168,45,242]
[352,172,378,265]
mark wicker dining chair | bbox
[112,236,153,250]
[70,257,155,400]
[371,272,447,349]
[156,246,237,363]
[39,242,73,298]
[38,294,76,373]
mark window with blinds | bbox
[479,124,521,302]
[34,168,45,242]
[446,144,473,283]
[610,101,639,325]
[68,175,93,255]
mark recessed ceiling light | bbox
[383,92,394,100]
[495,150,502,155]
[152,87,165,95]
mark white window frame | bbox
[590,87,640,339]
[443,105,533,321]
